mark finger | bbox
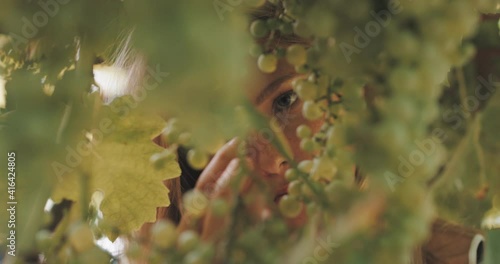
[200,204,229,241]
[214,158,256,198]
[200,158,241,241]
[213,158,241,197]
[240,158,254,193]
[195,138,240,193]
[199,156,260,240]
[180,155,244,237]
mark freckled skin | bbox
[244,58,323,227]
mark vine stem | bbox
[427,67,480,188]
[428,68,488,189]
[223,196,244,264]
[79,171,91,220]
[427,123,472,189]
[456,68,469,119]
[76,35,95,221]
[55,103,72,144]
[472,114,488,187]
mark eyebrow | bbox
[255,73,296,105]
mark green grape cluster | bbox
[32,220,113,264]
[244,0,498,263]
[133,219,215,264]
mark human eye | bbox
[272,90,299,115]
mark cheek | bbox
[283,113,324,162]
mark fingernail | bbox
[229,137,240,145]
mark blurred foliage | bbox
[0,0,499,264]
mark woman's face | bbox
[244,58,323,225]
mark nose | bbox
[247,136,288,177]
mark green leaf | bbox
[52,96,180,240]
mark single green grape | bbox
[150,149,176,170]
[296,81,318,101]
[288,180,303,197]
[161,121,180,144]
[258,54,278,73]
[177,230,200,253]
[300,138,316,152]
[286,44,307,66]
[151,220,177,249]
[249,43,263,57]
[298,160,313,173]
[279,22,294,35]
[279,195,303,218]
[302,100,323,120]
[285,168,299,181]
[183,189,209,218]
[177,132,192,145]
[293,20,313,38]
[296,124,312,138]
[301,183,315,198]
[187,149,209,170]
[250,20,269,38]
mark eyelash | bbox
[272,90,299,115]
